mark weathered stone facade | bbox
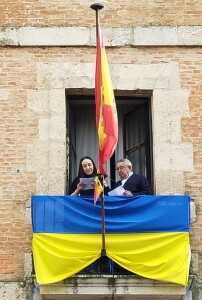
[0,1,202,299]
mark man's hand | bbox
[123,190,133,196]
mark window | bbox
[66,95,153,193]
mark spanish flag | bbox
[95,25,118,175]
[32,195,190,285]
[94,172,104,204]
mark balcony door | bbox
[66,95,153,192]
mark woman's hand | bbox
[90,182,95,188]
[91,180,108,188]
[71,182,86,196]
[103,180,108,187]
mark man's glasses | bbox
[116,166,127,171]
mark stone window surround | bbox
[24,60,193,197]
[0,25,195,196]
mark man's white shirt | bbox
[108,171,133,196]
[121,171,133,186]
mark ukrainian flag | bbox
[32,195,190,285]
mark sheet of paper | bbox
[79,177,95,190]
[108,185,125,196]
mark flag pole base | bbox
[101,248,106,257]
[99,249,110,273]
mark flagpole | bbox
[90,2,106,258]
[100,175,106,256]
[90,3,104,38]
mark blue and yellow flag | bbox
[32,195,190,285]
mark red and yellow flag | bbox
[94,25,118,203]
[95,26,118,175]
[94,174,104,204]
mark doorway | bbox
[66,95,153,193]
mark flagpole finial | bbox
[90,3,104,11]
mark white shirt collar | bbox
[121,171,133,186]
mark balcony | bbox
[32,195,192,300]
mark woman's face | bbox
[81,159,94,176]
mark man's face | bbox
[116,162,131,180]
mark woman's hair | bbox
[78,156,97,178]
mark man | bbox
[112,158,151,196]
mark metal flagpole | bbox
[99,174,106,256]
[90,2,106,259]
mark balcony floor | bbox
[39,274,190,300]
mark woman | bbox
[70,156,111,274]
[70,156,109,196]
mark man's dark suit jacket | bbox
[113,173,151,195]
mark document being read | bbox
[108,185,125,196]
[79,177,95,190]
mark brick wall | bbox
[0,0,201,26]
[0,45,202,281]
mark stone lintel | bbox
[0,26,202,47]
[39,275,187,297]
